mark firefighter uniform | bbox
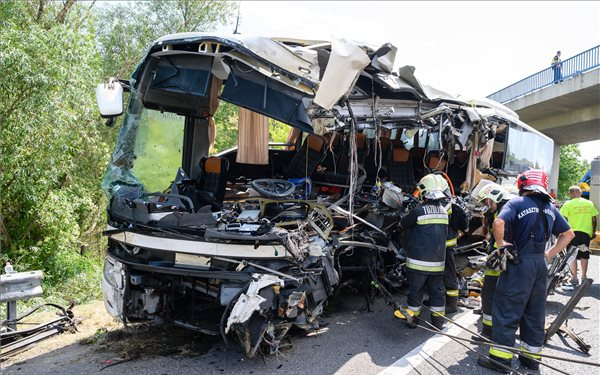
[399,198,449,329]
[480,207,506,338]
[441,196,470,313]
[487,195,569,369]
[475,183,512,339]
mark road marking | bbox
[377,311,480,375]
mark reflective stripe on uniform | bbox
[430,305,445,316]
[417,213,448,225]
[490,346,513,360]
[482,313,493,327]
[446,289,459,297]
[406,258,445,272]
[519,342,542,359]
[446,237,457,247]
[484,268,502,277]
[408,305,421,316]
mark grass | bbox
[0,257,103,320]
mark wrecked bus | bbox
[97,33,553,357]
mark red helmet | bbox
[517,169,549,195]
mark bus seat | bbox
[315,133,370,186]
[320,132,344,173]
[389,146,415,193]
[338,133,370,173]
[448,150,468,189]
[198,156,230,202]
[426,150,447,172]
[365,136,391,183]
[409,146,426,180]
[286,133,326,179]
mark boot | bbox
[472,323,492,342]
[431,314,444,330]
[477,355,513,373]
[394,307,419,329]
[406,316,419,329]
[517,355,540,371]
[445,295,458,314]
[481,323,492,338]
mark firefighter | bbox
[473,183,512,340]
[435,174,470,314]
[394,174,448,330]
[478,170,574,373]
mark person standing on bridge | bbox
[559,185,598,290]
[552,51,562,83]
[477,169,574,373]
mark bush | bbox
[0,1,111,304]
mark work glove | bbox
[487,245,517,271]
[486,249,502,270]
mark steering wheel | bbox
[251,179,296,198]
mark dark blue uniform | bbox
[488,195,570,366]
[479,199,510,338]
[400,200,448,326]
[441,197,470,312]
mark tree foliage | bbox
[557,144,590,199]
[0,0,241,304]
[0,1,109,296]
[95,0,236,79]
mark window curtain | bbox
[236,108,269,165]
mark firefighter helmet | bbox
[477,183,506,203]
[517,169,549,196]
[417,174,446,200]
[434,174,451,198]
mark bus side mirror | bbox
[96,78,124,126]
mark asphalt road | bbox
[4,255,599,375]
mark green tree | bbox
[557,144,590,199]
[0,0,109,301]
[95,0,236,79]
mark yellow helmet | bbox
[417,174,446,200]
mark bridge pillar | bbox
[549,143,560,194]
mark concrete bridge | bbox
[487,45,600,189]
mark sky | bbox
[216,1,600,162]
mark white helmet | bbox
[434,174,451,198]
[477,183,507,203]
[417,174,446,200]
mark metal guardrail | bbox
[487,45,600,104]
[1,270,44,331]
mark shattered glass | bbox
[101,90,185,197]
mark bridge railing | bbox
[487,45,600,104]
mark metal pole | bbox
[7,301,17,331]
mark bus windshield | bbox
[101,93,185,197]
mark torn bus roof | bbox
[129,33,488,132]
